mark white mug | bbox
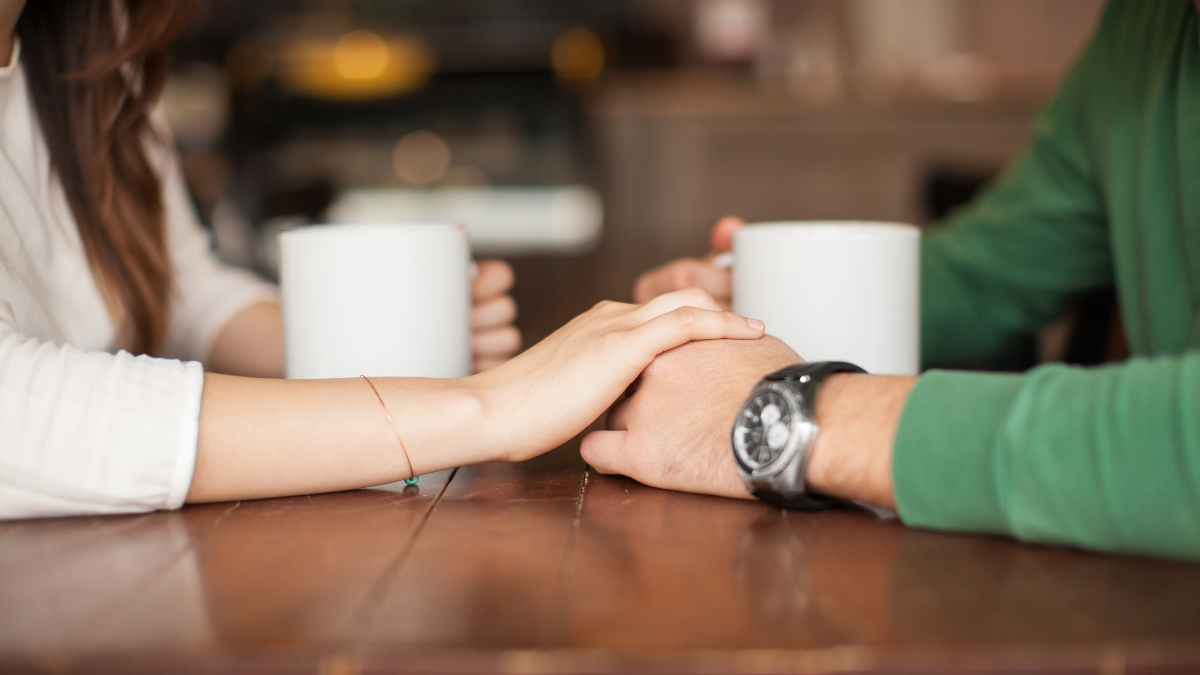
[731,221,920,376]
[280,223,472,379]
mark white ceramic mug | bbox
[280,223,472,379]
[731,221,920,376]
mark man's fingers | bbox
[580,430,632,476]
[472,325,522,356]
[472,294,517,330]
[633,264,676,304]
[663,260,730,300]
[472,260,515,301]
[473,356,508,373]
[606,396,633,431]
[710,216,745,253]
[630,219,741,305]
[633,259,730,304]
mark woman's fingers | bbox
[473,260,515,301]
[473,325,522,357]
[630,306,765,357]
[635,286,723,322]
[472,295,517,330]
[470,262,518,364]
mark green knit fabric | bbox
[894,0,1200,559]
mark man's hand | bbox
[581,336,799,499]
[633,216,745,309]
[581,335,917,511]
[472,260,521,372]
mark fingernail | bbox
[746,317,765,330]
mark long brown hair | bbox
[18,0,195,355]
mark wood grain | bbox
[360,444,587,649]
[3,256,1200,674]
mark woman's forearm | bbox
[188,374,489,503]
[188,288,767,505]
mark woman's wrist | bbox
[381,375,494,475]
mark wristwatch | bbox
[730,361,866,510]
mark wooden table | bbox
[4,246,1200,674]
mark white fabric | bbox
[0,41,278,519]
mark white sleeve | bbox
[156,139,278,363]
[0,306,204,519]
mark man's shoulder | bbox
[1084,0,1193,73]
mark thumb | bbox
[711,216,745,253]
[581,430,632,476]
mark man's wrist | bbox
[804,373,918,510]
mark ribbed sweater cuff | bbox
[893,369,1025,534]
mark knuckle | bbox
[682,286,714,304]
[671,306,700,327]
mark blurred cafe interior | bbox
[17,2,1200,673]
[167,0,1106,357]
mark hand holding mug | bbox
[471,259,520,372]
[635,217,920,376]
[633,216,745,309]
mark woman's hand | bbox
[470,287,766,463]
[191,288,764,505]
[472,260,521,373]
[633,216,745,309]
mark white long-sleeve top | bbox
[0,42,278,519]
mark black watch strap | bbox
[751,360,868,512]
[764,361,867,416]
[752,488,846,511]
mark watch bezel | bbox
[731,381,816,480]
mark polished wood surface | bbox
[5,444,1200,674]
[4,243,1200,674]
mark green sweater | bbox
[894,0,1200,560]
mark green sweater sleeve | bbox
[920,18,1112,368]
[895,356,1200,560]
[896,1,1200,560]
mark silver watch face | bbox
[733,389,795,471]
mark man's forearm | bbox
[806,374,918,510]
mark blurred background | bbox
[166,0,1108,367]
